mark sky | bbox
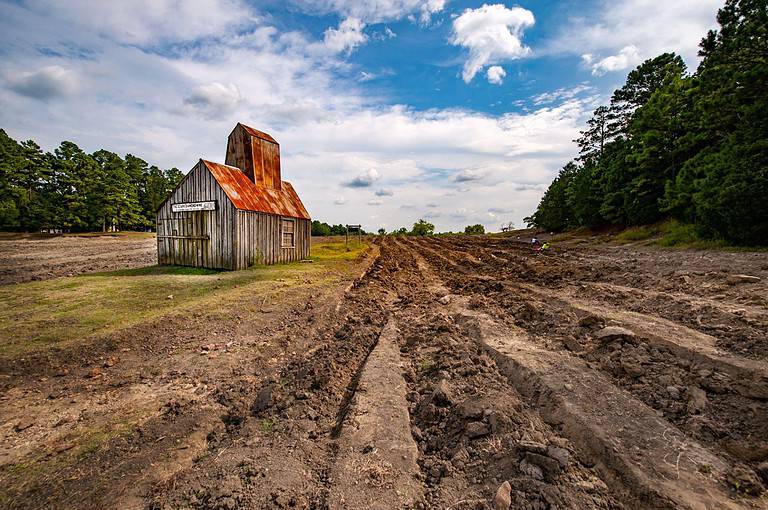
[0,0,723,232]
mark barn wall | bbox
[156,161,237,270]
[234,211,310,268]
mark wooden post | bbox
[345,225,349,247]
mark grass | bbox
[611,220,768,252]
[0,240,368,358]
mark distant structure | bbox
[156,123,310,269]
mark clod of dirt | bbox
[523,452,561,480]
[756,461,768,484]
[687,386,708,414]
[465,421,490,438]
[726,465,764,495]
[14,417,34,432]
[517,440,548,455]
[430,379,454,406]
[492,480,512,510]
[438,295,452,305]
[546,445,571,469]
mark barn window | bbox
[281,218,295,248]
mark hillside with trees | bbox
[527,0,767,245]
[0,129,183,232]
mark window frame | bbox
[281,217,296,248]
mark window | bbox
[281,218,295,248]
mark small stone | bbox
[438,295,451,305]
[431,379,454,406]
[167,294,174,300]
[687,387,708,414]
[492,481,511,510]
[595,326,636,343]
[88,367,103,379]
[524,452,561,479]
[666,386,681,400]
[517,440,548,455]
[465,421,490,439]
[519,459,543,480]
[546,445,571,469]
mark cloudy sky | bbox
[0,0,722,232]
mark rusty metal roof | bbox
[236,123,278,144]
[202,160,310,219]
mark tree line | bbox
[0,129,184,232]
[527,0,767,246]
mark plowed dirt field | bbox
[2,235,767,509]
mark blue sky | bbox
[0,0,722,231]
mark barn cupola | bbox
[225,123,282,190]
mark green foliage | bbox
[411,219,435,236]
[377,228,386,235]
[0,130,182,232]
[529,0,768,246]
[464,224,485,234]
[311,220,332,236]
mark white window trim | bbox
[281,217,296,248]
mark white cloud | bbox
[375,189,394,196]
[549,0,721,69]
[532,83,594,105]
[322,17,367,55]
[486,65,506,85]
[334,196,348,205]
[290,0,446,23]
[183,82,242,119]
[25,0,255,46]
[589,45,641,76]
[344,168,381,188]
[367,199,383,206]
[451,4,535,83]
[6,65,79,100]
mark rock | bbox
[519,459,543,480]
[88,367,103,379]
[546,445,571,469]
[438,295,452,305]
[577,314,604,328]
[524,452,562,479]
[488,411,511,433]
[517,440,548,455]
[431,379,454,406]
[465,421,490,439]
[620,360,646,378]
[687,387,708,414]
[666,386,681,400]
[14,417,34,432]
[166,294,174,300]
[251,386,273,414]
[727,465,764,495]
[595,326,636,343]
[103,355,118,368]
[492,481,511,510]
[726,274,761,285]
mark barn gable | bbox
[225,123,281,190]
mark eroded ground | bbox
[1,235,767,509]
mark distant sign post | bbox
[171,201,216,213]
[346,224,362,246]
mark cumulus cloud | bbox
[183,82,242,119]
[322,17,367,55]
[588,45,642,76]
[486,65,506,85]
[451,4,535,83]
[375,189,394,196]
[344,168,381,188]
[367,198,383,206]
[334,196,348,205]
[454,169,483,182]
[6,65,79,100]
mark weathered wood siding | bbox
[156,161,237,270]
[234,211,310,267]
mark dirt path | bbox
[2,235,767,508]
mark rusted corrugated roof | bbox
[237,123,278,144]
[202,160,310,219]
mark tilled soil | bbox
[3,236,768,509]
[0,233,156,284]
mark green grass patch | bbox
[0,240,369,358]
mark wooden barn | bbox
[156,123,311,269]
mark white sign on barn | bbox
[171,201,216,213]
